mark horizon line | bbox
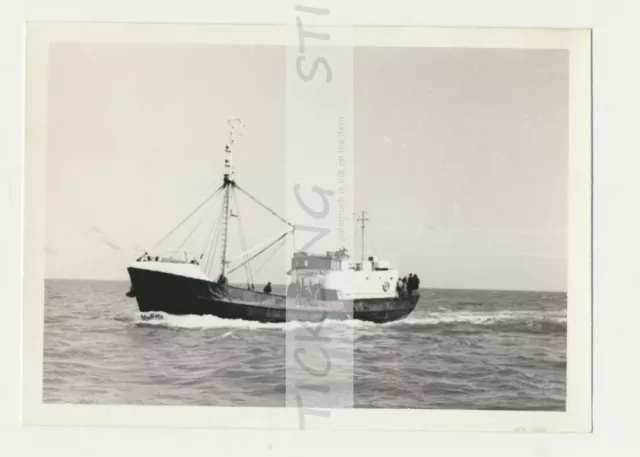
[43,277,567,294]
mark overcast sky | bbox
[45,43,568,291]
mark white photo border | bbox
[21,22,592,432]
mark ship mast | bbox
[357,210,369,263]
[219,119,245,280]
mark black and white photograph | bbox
[21,23,592,431]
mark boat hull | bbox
[127,266,419,323]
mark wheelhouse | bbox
[291,252,342,271]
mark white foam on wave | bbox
[135,311,394,331]
[399,310,567,326]
[134,309,566,331]
[135,312,289,330]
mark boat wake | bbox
[132,310,566,334]
[134,312,289,330]
[384,313,567,334]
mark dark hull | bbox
[127,267,419,323]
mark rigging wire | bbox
[203,193,225,255]
[228,230,291,275]
[154,185,224,247]
[352,212,360,257]
[206,199,227,277]
[226,229,292,265]
[206,224,222,278]
[203,195,225,275]
[175,202,213,253]
[292,228,296,252]
[252,236,287,277]
[201,196,223,270]
[231,186,254,287]
[235,184,295,228]
[369,236,380,258]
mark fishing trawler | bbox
[125,120,419,323]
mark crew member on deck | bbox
[298,279,307,299]
[413,274,420,293]
[407,273,421,295]
[407,273,415,295]
[311,283,320,300]
[264,282,272,294]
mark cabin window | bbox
[292,256,337,270]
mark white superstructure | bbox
[289,251,400,300]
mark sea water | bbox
[43,279,566,410]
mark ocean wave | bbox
[135,312,294,330]
[398,311,565,326]
[133,310,566,334]
[381,313,566,334]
